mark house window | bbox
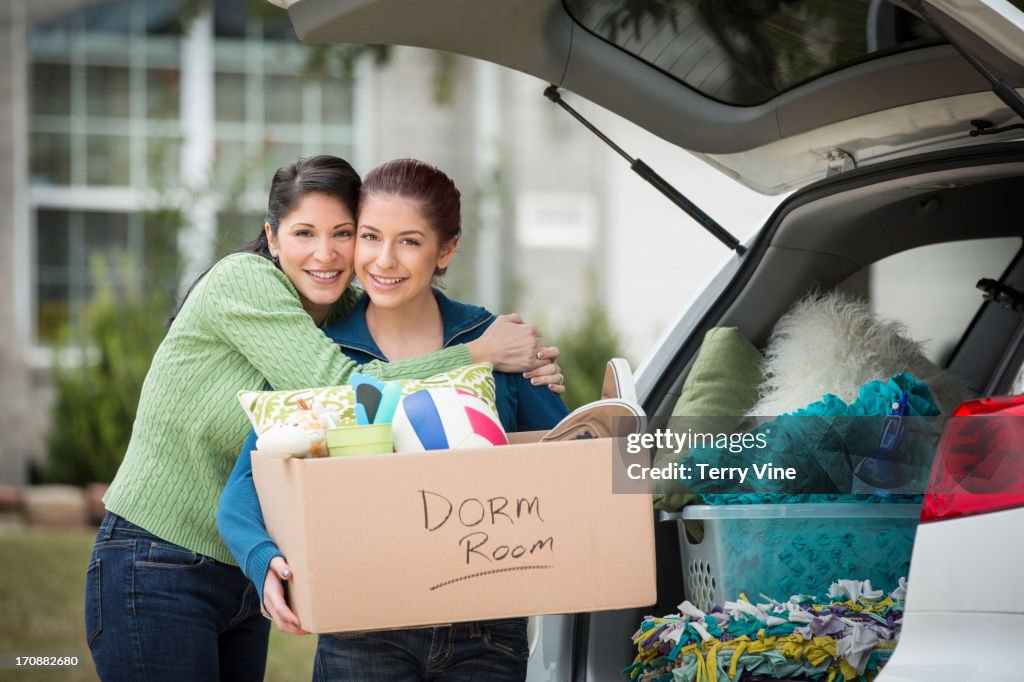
[867,237,1022,365]
[34,209,140,342]
[28,0,359,344]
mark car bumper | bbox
[876,611,1023,682]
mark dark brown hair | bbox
[252,154,361,259]
[360,159,461,277]
[168,155,361,327]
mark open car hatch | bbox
[272,0,1024,193]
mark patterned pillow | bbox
[237,363,498,435]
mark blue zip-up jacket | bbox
[217,291,568,604]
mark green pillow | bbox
[238,363,497,434]
[653,327,763,511]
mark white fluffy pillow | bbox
[748,291,974,416]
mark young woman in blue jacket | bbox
[218,158,568,681]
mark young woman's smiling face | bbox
[355,194,457,311]
[265,192,356,325]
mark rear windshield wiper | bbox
[544,85,746,256]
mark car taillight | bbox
[920,395,1024,522]
[951,395,1024,417]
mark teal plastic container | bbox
[664,503,920,610]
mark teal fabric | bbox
[672,373,933,600]
[687,372,941,505]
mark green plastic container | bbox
[326,424,393,457]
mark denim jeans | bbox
[314,618,529,681]
[85,512,270,681]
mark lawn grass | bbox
[0,527,316,681]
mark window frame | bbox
[24,0,364,357]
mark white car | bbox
[878,394,1024,682]
[271,0,1024,679]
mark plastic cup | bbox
[326,424,394,457]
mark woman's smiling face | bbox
[266,192,356,325]
[355,193,457,311]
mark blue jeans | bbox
[85,512,270,681]
[314,618,529,681]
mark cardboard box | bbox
[252,432,656,633]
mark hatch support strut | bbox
[904,0,1024,122]
[543,85,746,256]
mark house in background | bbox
[0,0,776,485]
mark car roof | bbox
[278,0,1024,193]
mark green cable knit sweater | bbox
[103,253,472,564]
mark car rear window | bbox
[563,0,943,105]
[856,237,1022,366]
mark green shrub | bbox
[45,256,168,485]
[552,301,627,412]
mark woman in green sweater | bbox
[84,155,562,682]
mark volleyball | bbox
[392,387,508,453]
